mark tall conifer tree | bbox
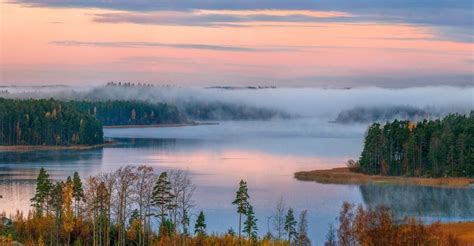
[151,172,174,224]
[194,211,206,236]
[244,204,258,240]
[285,208,297,244]
[232,179,249,239]
[72,171,84,217]
[30,168,52,216]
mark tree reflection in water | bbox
[360,184,474,221]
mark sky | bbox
[0,0,473,87]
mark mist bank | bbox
[67,100,186,125]
[2,85,472,122]
[2,85,290,121]
[333,105,454,124]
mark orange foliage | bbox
[334,202,462,246]
[407,122,417,131]
[151,235,289,246]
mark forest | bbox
[0,97,290,146]
[66,101,186,126]
[333,105,433,124]
[0,98,103,146]
[358,113,473,177]
[0,167,462,246]
[0,167,311,246]
[181,101,290,121]
[61,85,292,121]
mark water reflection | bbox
[0,149,103,164]
[0,127,472,245]
[360,184,474,221]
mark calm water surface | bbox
[0,119,472,245]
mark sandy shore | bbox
[295,167,474,188]
[103,122,219,129]
[0,141,117,153]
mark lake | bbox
[0,119,473,245]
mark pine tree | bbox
[49,182,64,245]
[243,204,258,240]
[72,171,84,217]
[151,172,174,224]
[194,211,206,236]
[325,223,337,246]
[357,113,473,178]
[30,168,52,216]
[181,208,190,236]
[285,208,297,244]
[232,179,249,239]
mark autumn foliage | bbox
[326,202,462,246]
[0,167,467,246]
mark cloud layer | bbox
[13,0,473,27]
[50,40,259,51]
[1,0,472,87]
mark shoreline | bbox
[295,167,474,188]
[0,122,220,152]
[103,122,219,129]
[0,141,118,153]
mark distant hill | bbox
[333,105,435,124]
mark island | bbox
[0,98,191,152]
[296,113,473,187]
[0,97,286,152]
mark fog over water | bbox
[0,86,473,245]
[3,85,473,119]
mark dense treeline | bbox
[63,84,291,121]
[0,166,310,246]
[334,105,434,124]
[0,97,286,146]
[67,101,186,126]
[0,98,103,146]
[182,102,290,121]
[358,113,473,177]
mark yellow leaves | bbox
[37,236,45,246]
[151,235,289,246]
[62,180,74,234]
[0,234,13,244]
[407,122,417,131]
[127,219,142,242]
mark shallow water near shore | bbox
[1,119,473,245]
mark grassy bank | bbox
[0,141,117,153]
[295,167,474,188]
[438,221,474,244]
